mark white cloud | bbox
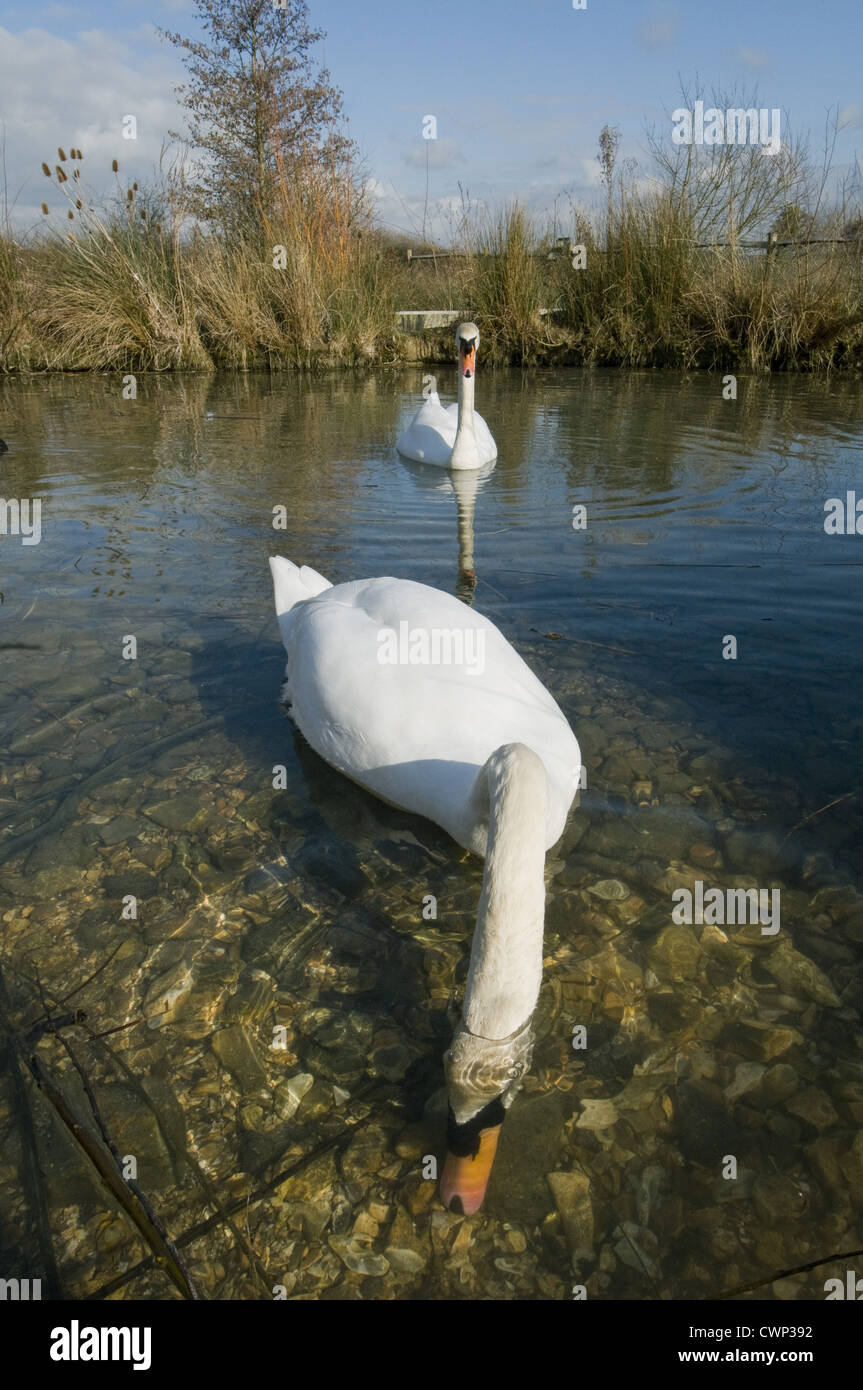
[838,102,863,129]
[736,45,769,69]
[0,25,184,229]
[402,137,465,170]
[636,3,680,51]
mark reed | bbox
[462,203,549,363]
[2,146,861,372]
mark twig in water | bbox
[529,626,637,656]
[717,1247,863,1300]
[28,1053,200,1301]
[778,791,855,849]
[22,942,123,1027]
[0,964,62,1298]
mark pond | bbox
[0,366,861,1300]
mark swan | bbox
[269,555,581,1214]
[396,321,497,469]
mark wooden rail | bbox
[405,233,859,262]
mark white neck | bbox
[449,370,477,468]
[463,744,548,1040]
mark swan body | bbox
[269,556,580,1212]
[396,321,497,469]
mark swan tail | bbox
[269,556,332,649]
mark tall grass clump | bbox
[464,203,549,363]
[552,189,698,365]
[184,133,394,366]
[265,134,394,362]
[26,154,208,370]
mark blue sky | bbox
[1,0,861,233]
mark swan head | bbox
[456,321,480,378]
[440,1016,534,1215]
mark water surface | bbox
[1,368,861,1300]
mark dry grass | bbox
[2,149,862,373]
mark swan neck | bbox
[463,744,548,1041]
[457,367,475,423]
[450,371,478,467]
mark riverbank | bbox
[3,203,862,374]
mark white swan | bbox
[396,321,497,469]
[269,555,581,1213]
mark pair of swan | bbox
[267,324,580,1214]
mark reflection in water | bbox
[0,369,862,1301]
[397,453,496,604]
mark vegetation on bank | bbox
[4,132,862,374]
[1,0,861,375]
[3,180,861,373]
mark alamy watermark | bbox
[1,497,41,545]
[50,1321,151,1370]
[824,492,863,534]
[377,621,485,676]
[672,881,780,935]
[672,102,781,155]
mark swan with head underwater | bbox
[269,556,580,1213]
[396,321,497,469]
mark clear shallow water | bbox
[0,368,862,1300]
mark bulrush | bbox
[41,162,51,177]
[111,159,118,173]
[56,167,68,183]
[40,202,49,215]
[58,147,67,161]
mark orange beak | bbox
[461,345,476,377]
[440,1123,501,1214]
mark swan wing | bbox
[472,410,498,464]
[396,395,458,465]
[284,577,580,851]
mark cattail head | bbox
[127,188,134,202]
[56,167,68,183]
[42,162,51,177]
[112,159,119,173]
[140,208,146,220]
[76,198,83,209]
[41,202,49,215]
[58,147,67,161]
[133,181,138,191]
[67,210,74,220]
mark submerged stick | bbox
[717,1246,863,1300]
[89,1028,274,1299]
[28,1053,200,1301]
[778,791,855,848]
[0,967,62,1299]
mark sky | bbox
[1,0,861,235]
